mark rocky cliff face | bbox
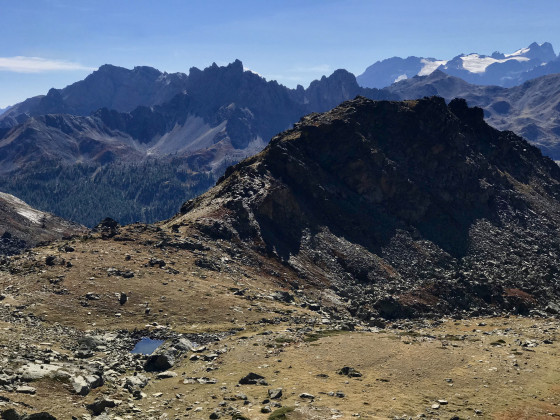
[0,192,86,255]
[172,96,560,320]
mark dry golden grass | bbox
[1,226,560,419]
[90,317,559,419]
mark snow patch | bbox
[243,66,262,77]
[419,59,448,76]
[0,192,46,224]
[505,46,532,58]
[460,54,529,73]
[394,74,408,83]
[16,208,44,224]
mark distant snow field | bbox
[419,59,447,76]
[460,53,529,73]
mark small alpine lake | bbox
[131,337,164,355]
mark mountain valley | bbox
[1,98,560,418]
[3,1,560,418]
[2,44,560,228]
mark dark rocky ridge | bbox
[384,70,560,160]
[172,96,560,320]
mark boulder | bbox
[124,374,148,391]
[268,388,283,399]
[270,291,294,303]
[118,292,128,305]
[175,338,197,352]
[156,371,177,379]
[86,398,116,416]
[338,366,362,377]
[22,414,57,420]
[0,410,56,420]
[144,352,175,372]
[15,386,36,395]
[85,374,104,389]
[1,409,20,420]
[71,376,90,396]
[238,372,267,385]
[78,335,105,350]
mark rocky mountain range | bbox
[358,42,560,88]
[0,60,394,226]
[1,50,560,228]
[171,96,560,319]
[0,65,189,128]
[0,192,86,255]
[0,61,388,132]
[384,70,560,160]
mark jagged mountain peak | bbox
[0,63,190,127]
[96,63,130,72]
[307,69,360,92]
[132,65,165,76]
[189,59,246,79]
[522,41,556,60]
[309,69,360,91]
[423,69,449,80]
[321,68,356,80]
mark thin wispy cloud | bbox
[0,56,95,73]
[243,66,263,77]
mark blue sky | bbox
[0,0,559,108]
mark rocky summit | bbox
[172,96,560,321]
